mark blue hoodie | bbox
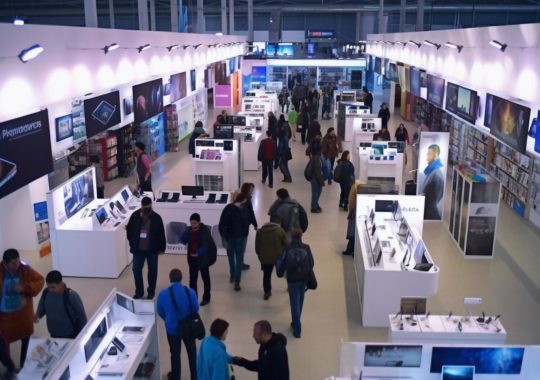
[197,336,233,380]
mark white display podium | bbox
[237,112,265,131]
[388,314,507,343]
[333,90,357,119]
[153,188,229,254]
[336,102,369,142]
[44,289,160,380]
[234,126,262,171]
[357,142,405,193]
[354,195,440,327]
[349,115,381,165]
[46,168,139,278]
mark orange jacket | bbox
[0,262,44,342]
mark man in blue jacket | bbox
[157,269,200,380]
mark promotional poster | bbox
[33,201,51,257]
[170,72,187,103]
[0,110,53,199]
[83,90,121,138]
[214,85,232,108]
[133,78,163,123]
[416,132,450,220]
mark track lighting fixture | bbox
[423,40,441,49]
[167,44,179,52]
[137,44,151,53]
[13,16,24,25]
[489,40,507,52]
[103,43,119,54]
[409,40,421,48]
[445,42,463,53]
[18,44,44,63]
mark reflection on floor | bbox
[18,104,540,380]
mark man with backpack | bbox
[267,189,309,238]
[258,130,276,188]
[34,270,87,339]
[180,213,217,306]
[276,229,315,338]
[304,146,325,213]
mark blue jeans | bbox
[339,181,351,207]
[224,237,247,283]
[279,159,291,181]
[288,282,306,335]
[310,179,322,210]
[132,251,158,296]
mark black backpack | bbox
[284,246,310,283]
[304,158,315,181]
[333,162,343,182]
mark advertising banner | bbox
[0,110,53,199]
[214,85,232,108]
[33,201,51,257]
[416,132,450,220]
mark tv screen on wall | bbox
[83,90,121,138]
[445,82,459,114]
[386,62,398,82]
[427,74,445,108]
[456,86,478,124]
[55,114,74,142]
[375,57,382,75]
[430,346,525,374]
[170,72,187,103]
[410,68,420,97]
[133,79,163,123]
[485,94,530,154]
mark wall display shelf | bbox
[154,189,229,254]
[357,142,405,193]
[465,126,493,169]
[192,138,242,191]
[448,117,466,166]
[67,141,89,177]
[354,195,439,327]
[47,167,139,278]
[165,104,180,151]
[388,314,507,344]
[116,124,135,178]
[44,289,160,380]
[414,96,428,126]
[448,164,501,258]
[88,135,119,181]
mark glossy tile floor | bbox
[18,105,540,379]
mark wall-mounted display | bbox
[251,66,267,84]
[427,74,445,108]
[170,72,187,103]
[214,124,234,139]
[445,83,459,114]
[83,90,121,138]
[374,57,382,75]
[386,62,398,82]
[410,68,421,97]
[485,94,530,154]
[215,61,228,85]
[123,96,133,115]
[430,346,524,374]
[446,83,478,124]
[190,69,196,92]
[71,98,87,142]
[0,110,53,199]
[266,43,294,57]
[364,345,422,368]
[55,114,74,142]
[133,78,163,123]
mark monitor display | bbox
[133,78,163,123]
[375,199,395,212]
[372,144,385,156]
[251,66,267,83]
[116,293,134,313]
[410,68,421,97]
[190,69,196,92]
[83,317,108,362]
[413,239,426,264]
[307,43,315,55]
[364,345,422,368]
[95,207,109,225]
[214,124,234,139]
[121,189,130,203]
[441,366,475,380]
[431,347,524,374]
[456,86,478,124]
[55,114,74,142]
[59,366,70,380]
[445,82,459,114]
[392,202,402,221]
[388,141,405,153]
[181,185,204,198]
[266,43,294,57]
[170,72,187,103]
[83,90,121,138]
[427,74,445,108]
[227,115,246,126]
[63,170,94,218]
[486,94,530,154]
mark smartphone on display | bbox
[0,158,17,188]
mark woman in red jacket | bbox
[0,249,44,368]
[321,127,342,184]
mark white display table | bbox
[18,338,71,380]
[234,127,262,171]
[153,189,229,254]
[336,102,369,142]
[388,314,507,343]
[357,142,405,193]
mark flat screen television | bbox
[55,114,74,142]
[441,366,475,380]
[372,144,385,156]
[63,170,94,218]
[214,124,234,139]
[386,63,398,82]
[227,115,246,126]
[133,79,163,123]
[83,90,121,138]
[456,85,479,124]
[170,72,187,103]
[413,239,427,264]
[307,43,315,55]
[364,345,422,367]
[375,57,382,75]
[83,317,108,362]
[485,94,530,154]
[445,82,459,114]
[116,293,134,313]
[181,185,204,198]
[430,347,525,374]
[427,74,445,108]
[410,68,421,97]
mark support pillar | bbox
[84,0,98,27]
[171,0,179,32]
[197,0,204,33]
[221,0,228,34]
[229,0,234,34]
[416,0,424,31]
[109,0,115,28]
[138,0,149,30]
[399,0,406,32]
[149,0,156,30]
[247,0,253,41]
[378,0,384,34]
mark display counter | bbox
[336,102,369,142]
[388,314,507,343]
[43,288,159,380]
[357,141,405,193]
[18,338,71,380]
[234,126,262,171]
[47,167,140,278]
[153,188,228,254]
[354,195,440,327]
[192,138,242,191]
[349,115,381,163]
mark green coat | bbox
[255,223,289,265]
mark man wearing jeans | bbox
[258,130,276,188]
[277,229,314,338]
[307,147,324,213]
[157,269,199,380]
[126,196,166,299]
[218,193,250,291]
[255,215,288,300]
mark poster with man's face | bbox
[416,132,450,221]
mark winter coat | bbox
[236,333,290,380]
[197,336,233,380]
[321,134,342,159]
[255,223,288,265]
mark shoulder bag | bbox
[168,286,206,340]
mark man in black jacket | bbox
[235,320,289,380]
[180,213,216,306]
[126,196,166,299]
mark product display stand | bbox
[448,163,501,258]
[18,338,71,379]
[357,142,405,193]
[333,90,357,119]
[153,188,229,254]
[234,126,262,171]
[47,167,140,278]
[354,195,439,327]
[44,288,160,380]
[349,115,381,168]
[336,102,369,142]
[192,138,242,191]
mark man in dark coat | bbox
[126,196,166,299]
[421,144,445,220]
[235,320,289,380]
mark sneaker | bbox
[342,251,352,256]
[234,283,241,291]
[263,292,272,300]
[242,263,250,270]
[133,294,143,299]
[200,299,210,306]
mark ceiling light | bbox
[194,44,203,49]
[409,40,421,48]
[167,44,179,52]
[445,42,463,53]
[182,45,190,50]
[489,40,507,52]
[104,43,119,54]
[215,32,223,36]
[13,17,24,25]
[137,44,151,53]
[423,40,441,49]
[396,41,407,46]
[18,44,44,63]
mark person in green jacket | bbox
[287,106,298,142]
[255,215,289,300]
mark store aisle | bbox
[18,108,540,380]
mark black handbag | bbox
[306,269,318,290]
[169,286,206,340]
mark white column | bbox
[247,0,253,41]
[84,0,98,27]
[416,0,424,31]
[229,0,235,34]
[197,0,204,33]
[109,0,115,28]
[378,0,385,33]
[149,0,156,31]
[171,0,179,31]
[138,0,149,30]
[400,0,406,32]
[221,0,228,34]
